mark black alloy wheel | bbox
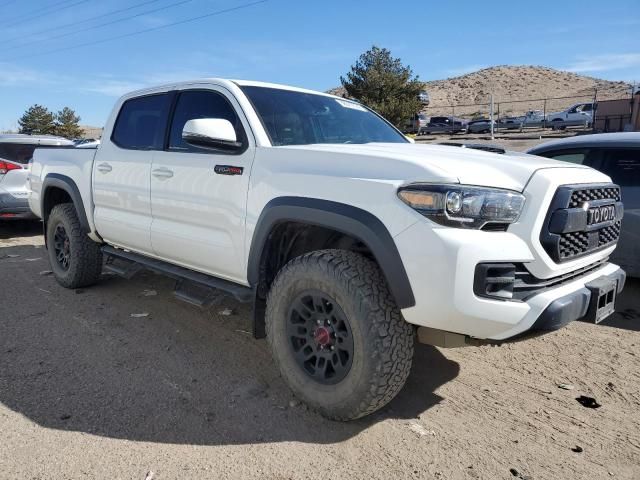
[286,289,354,385]
[53,223,71,271]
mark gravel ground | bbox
[1,220,639,480]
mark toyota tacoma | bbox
[29,79,625,420]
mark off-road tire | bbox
[266,249,414,421]
[46,203,102,289]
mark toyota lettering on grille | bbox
[586,203,616,226]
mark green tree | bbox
[18,104,56,135]
[340,46,423,128]
[54,107,83,139]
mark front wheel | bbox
[266,250,414,420]
[46,203,103,289]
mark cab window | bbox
[168,90,244,153]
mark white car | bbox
[28,79,626,420]
[0,134,74,220]
[546,102,595,129]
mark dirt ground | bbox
[1,221,639,480]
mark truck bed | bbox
[29,146,98,231]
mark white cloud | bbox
[565,53,640,73]
[0,62,69,86]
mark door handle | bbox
[97,162,112,173]
[152,168,174,179]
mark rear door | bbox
[93,92,172,254]
[149,86,255,283]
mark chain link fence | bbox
[416,88,637,135]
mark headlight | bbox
[397,184,525,229]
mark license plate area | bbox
[585,277,617,323]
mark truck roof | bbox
[119,78,343,101]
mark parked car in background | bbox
[419,116,467,134]
[467,118,494,134]
[403,113,428,134]
[497,115,522,129]
[546,102,596,129]
[74,138,99,146]
[0,134,74,220]
[522,110,545,124]
[528,132,640,277]
[75,139,101,149]
[418,90,430,106]
[495,111,545,131]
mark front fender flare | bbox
[247,197,415,309]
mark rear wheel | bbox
[266,249,414,420]
[46,203,102,289]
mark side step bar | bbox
[102,245,254,304]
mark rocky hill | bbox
[80,125,103,139]
[330,65,632,118]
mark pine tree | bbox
[54,107,84,139]
[17,104,56,135]
[340,46,423,128]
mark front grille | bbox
[569,187,621,207]
[559,231,590,259]
[541,183,623,263]
[599,221,621,246]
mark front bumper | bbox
[528,268,625,332]
[394,220,624,340]
[0,192,36,219]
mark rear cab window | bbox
[111,93,172,150]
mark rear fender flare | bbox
[41,173,90,238]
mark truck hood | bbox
[280,143,589,192]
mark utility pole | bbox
[490,94,495,140]
[592,88,598,131]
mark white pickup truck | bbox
[29,79,625,420]
[546,102,595,129]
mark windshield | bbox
[240,86,407,146]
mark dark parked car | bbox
[419,116,467,135]
[528,132,640,277]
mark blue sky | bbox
[0,0,638,130]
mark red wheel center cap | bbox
[314,326,331,346]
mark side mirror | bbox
[182,118,241,151]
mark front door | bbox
[150,87,255,284]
